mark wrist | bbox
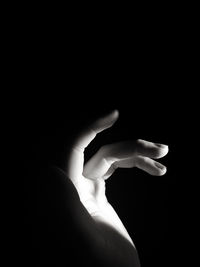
[82,199,134,247]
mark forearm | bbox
[44,167,140,266]
[89,205,140,267]
[82,198,134,247]
[99,203,134,247]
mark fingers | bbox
[136,139,168,159]
[83,139,168,179]
[134,156,167,176]
[91,110,119,134]
[86,139,168,167]
[101,139,168,161]
[66,110,119,182]
[74,110,119,150]
[102,156,167,180]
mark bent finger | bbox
[135,156,167,176]
[102,139,169,161]
[83,139,168,179]
[136,139,168,159]
[102,156,167,179]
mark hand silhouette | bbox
[65,110,168,248]
[33,110,168,267]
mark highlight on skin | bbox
[65,109,169,247]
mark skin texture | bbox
[30,110,168,266]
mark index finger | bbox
[73,110,119,150]
[65,110,119,182]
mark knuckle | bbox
[99,144,111,155]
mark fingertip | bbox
[112,109,119,117]
[92,109,119,133]
[156,143,169,151]
[105,109,119,122]
[155,143,168,148]
[155,144,169,159]
[154,162,167,176]
[108,109,119,121]
[136,139,169,159]
[157,167,167,176]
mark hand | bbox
[64,110,169,245]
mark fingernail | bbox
[155,143,168,149]
[154,162,166,170]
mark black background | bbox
[14,10,195,266]
[21,89,183,267]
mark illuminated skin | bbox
[65,110,169,247]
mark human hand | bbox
[64,110,169,245]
